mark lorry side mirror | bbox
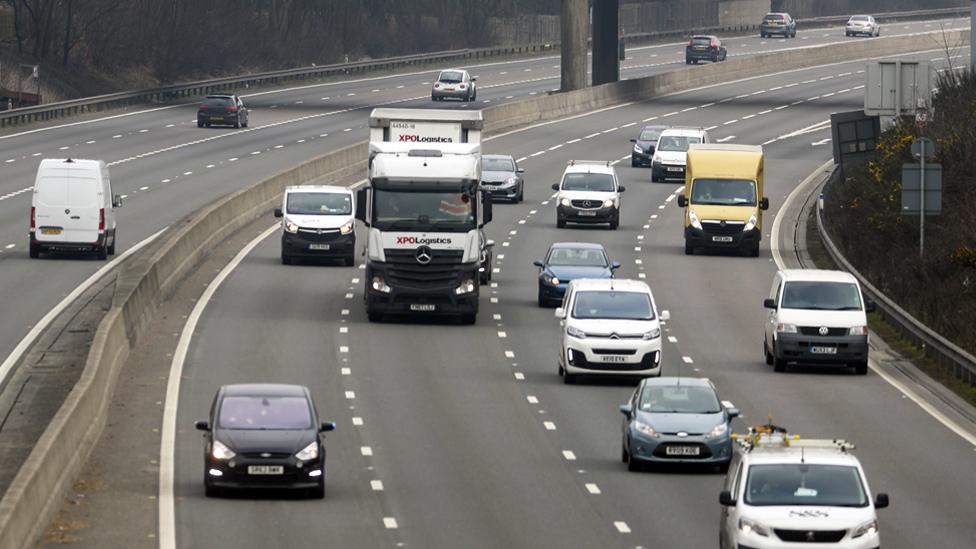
[274,208,283,218]
[481,190,492,225]
[551,183,560,191]
[677,195,687,208]
[355,188,368,224]
[763,298,777,309]
[761,197,769,210]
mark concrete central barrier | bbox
[0,27,968,548]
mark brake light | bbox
[227,105,238,112]
[711,39,718,48]
[98,208,105,233]
[434,83,440,88]
[30,206,35,230]
[459,84,466,89]
[688,40,693,46]
[198,104,207,110]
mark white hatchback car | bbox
[650,127,710,182]
[552,160,626,230]
[555,279,669,384]
[846,15,880,37]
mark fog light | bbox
[308,469,322,477]
[371,276,392,293]
[208,468,223,477]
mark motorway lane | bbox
[163,48,976,548]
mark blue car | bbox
[533,242,619,307]
[619,377,739,472]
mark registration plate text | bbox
[667,167,683,172]
[810,346,838,354]
[40,228,62,235]
[712,236,734,243]
[248,465,283,475]
[309,243,330,250]
[410,304,436,312]
[601,355,627,363]
[578,211,597,216]
[665,446,701,456]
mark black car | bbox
[630,125,668,167]
[760,12,796,38]
[198,94,249,128]
[685,36,727,65]
[195,384,336,498]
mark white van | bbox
[30,158,121,260]
[274,185,356,265]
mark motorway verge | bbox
[0,26,969,549]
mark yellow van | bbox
[676,144,768,257]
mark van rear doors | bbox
[33,161,103,245]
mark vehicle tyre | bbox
[773,354,787,372]
[367,311,383,322]
[627,453,644,472]
[281,253,292,265]
[764,339,774,365]
[853,360,868,375]
[651,169,660,183]
[309,482,325,499]
[609,218,619,231]
[563,372,577,385]
[197,119,205,128]
[517,185,524,202]
[875,28,880,37]
[204,482,220,498]
[538,288,547,307]
[107,238,116,256]
[29,244,39,259]
[234,115,241,129]
[242,115,248,128]
[716,461,730,474]
[684,241,694,255]
[431,95,437,101]
[712,54,718,63]
[556,216,566,229]
[460,314,477,325]
[685,58,691,65]
[96,246,108,260]
[760,32,766,38]
[472,89,477,101]
[846,31,851,37]
[344,254,355,267]
[632,157,639,167]
[750,242,760,257]
[621,443,630,463]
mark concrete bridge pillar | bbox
[591,0,620,86]
[560,0,588,91]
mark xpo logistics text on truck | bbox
[677,144,769,257]
[356,108,493,324]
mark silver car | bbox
[431,69,477,102]
[846,15,880,37]
[480,154,524,202]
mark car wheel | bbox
[764,339,774,365]
[107,238,116,256]
[853,360,869,375]
[563,372,577,385]
[716,461,730,474]
[750,242,760,257]
[234,115,241,129]
[367,311,383,322]
[281,253,292,265]
[538,287,547,307]
[29,244,39,259]
[621,443,630,463]
[875,28,880,37]
[760,32,766,39]
[627,451,644,472]
[204,482,221,498]
[685,58,691,65]
[345,255,355,267]
[309,482,325,499]
[460,314,477,325]
[242,114,248,128]
[556,216,566,229]
[197,119,204,128]
[773,349,788,372]
[684,241,694,255]
[632,157,639,167]
[609,218,619,230]
[96,246,108,260]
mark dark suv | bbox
[198,94,249,128]
[760,13,796,38]
[685,35,727,64]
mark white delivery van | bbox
[30,158,122,260]
[274,185,356,266]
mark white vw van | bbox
[30,158,121,260]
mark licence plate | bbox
[810,346,838,354]
[712,236,734,243]
[309,243,331,250]
[209,116,224,120]
[601,355,627,363]
[443,87,455,91]
[578,211,597,216]
[40,228,62,235]
[248,465,283,475]
[410,304,436,312]
[666,446,700,456]
[482,185,498,190]
[667,167,683,172]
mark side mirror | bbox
[481,190,493,225]
[659,310,670,321]
[619,404,632,416]
[677,195,687,208]
[554,307,565,319]
[355,188,368,224]
[517,168,525,174]
[112,194,123,208]
[320,422,337,432]
[865,299,876,313]
[630,139,637,143]
[617,185,626,193]
[763,298,777,309]
[551,183,560,191]
[874,493,889,509]
[533,260,545,268]
[471,76,477,81]
[726,407,740,419]
[194,420,210,431]
[274,208,283,218]
[760,197,769,210]
[610,261,621,270]
[719,490,736,506]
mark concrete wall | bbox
[720,0,773,27]
[771,0,967,18]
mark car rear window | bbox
[692,37,713,45]
[204,97,233,107]
[851,15,869,21]
[572,291,654,320]
[438,71,464,83]
[764,14,784,22]
[218,396,312,430]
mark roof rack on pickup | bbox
[567,160,612,167]
[731,419,855,453]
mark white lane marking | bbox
[371,480,384,491]
[722,400,736,409]
[361,446,373,456]
[497,331,507,338]
[562,450,577,460]
[383,517,398,529]
[341,309,350,315]
[716,136,736,143]
[504,350,515,358]
[614,521,631,534]
[158,223,276,549]
[742,114,756,120]
[345,293,354,299]
[339,345,349,353]
[682,356,694,363]
[586,483,602,495]
[0,228,166,388]
[527,395,539,404]
[661,111,679,117]
[341,367,351,375]
[514,372,525,380]
[340,326,349,334]
[345,390,356,399]
[668,336,677,343]
[543,421,557,431]
[352,417,364,426]
[723,119,738,125]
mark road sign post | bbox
[903,137,941,259]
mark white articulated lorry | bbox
[356,108,493,324]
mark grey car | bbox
[760,12,796,38]
[480,154,524,202]
[619,377,739,472]
[846,15,880,37]
[432,69,477,102]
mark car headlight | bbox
[739,518,770,537]
[504,177,517,187]
[566,325,587,339]
[688,209,703,230]
[743,213,758,232]
[371,276,392,293]
[633,420,658,437]
[633,144,643,153]
[706,422,728,438]
[776,323,797,334]
[849,325,868,336]
[296,441,319,461]
[560,197,571,207]
[548,275,560,285]
[339,221,354,235]
[602,198,616,208]
[852,519,879,538]
[642,327,661,340]
[211,440,236,461]
[284,219,299,234]
[454,279,476,295]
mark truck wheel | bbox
[29,244,39,259]
[684,241,694,255]
[853,361,868,375]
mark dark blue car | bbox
[533,242,619,307]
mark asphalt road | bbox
[164,47,976,549]
[0,16,969,386]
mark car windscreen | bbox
[561,173,615,192]
[483,158,515,172]
[639,385,721,413]
[572,291,654,320]
[372,189,475,232]
[218,396,313,430]
[657,135,702,152]
[691,178,757,206]
[745,464,868,507]
[438,71,464,83]
[547,247,608,267]
[287,192,352,215]
[781,281,862,311]
[639,129,663,141]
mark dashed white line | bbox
[361,446,373,456]
[563,450,577,460]
[371,480,384,491]
[345,391,356,399]
[585,483,602,495]
[352,417,364,426]
[543,421,557,431]
[614,521,631,534]
[383,517,398,529]
[527,395,539,404]
[341,367,351,375]
[682,356,694,363]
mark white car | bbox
[431,69,477,102]
[846,15,880,37]
[763,269,874,374]
[650,127,710,182]
[552,160,626,230]
[274,185,356,265]
[555,279,669,384]
[719,428,889,549]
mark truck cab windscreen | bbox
[372,189,475,232]
[690,179,757,206]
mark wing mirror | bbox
[517,168,525,174]
[610,261,621,270]
[630,138,637,143]
[659,310,670,321]
[874,493,889,509]
[719,490,736,506]
[726,407,740,419]
[763,298,777,309]
[533,260,545,268]
[194,420,210,431]
[554,307,565,319]
[274,207,283,218]
[677,195,687,207]
[551,183,560,191]
[618,185,626,193]
[112,194,123,208]
[760,197,770,210]
[320,422,337,432]
[619,404,633,416]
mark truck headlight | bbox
[642,328,660,340]
[633,144,643,153]
[339,221,354,235]
[602,198,616,208]
[454,279,476,295]
[633,420,658,437]
[284,219,299,234]
[776,323,797,334]
[371,276,392,293]
[560,197,571,207]
[849,325,868,336]
[743,213,758,232]
[706,422,728,438]
[211,440,236,461]
[852,519,878,538]
[688,210,703,230]
[738,518,769,537]
[295,441,319,461]
[566,326,587,339]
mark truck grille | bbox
[384,249,463,265]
